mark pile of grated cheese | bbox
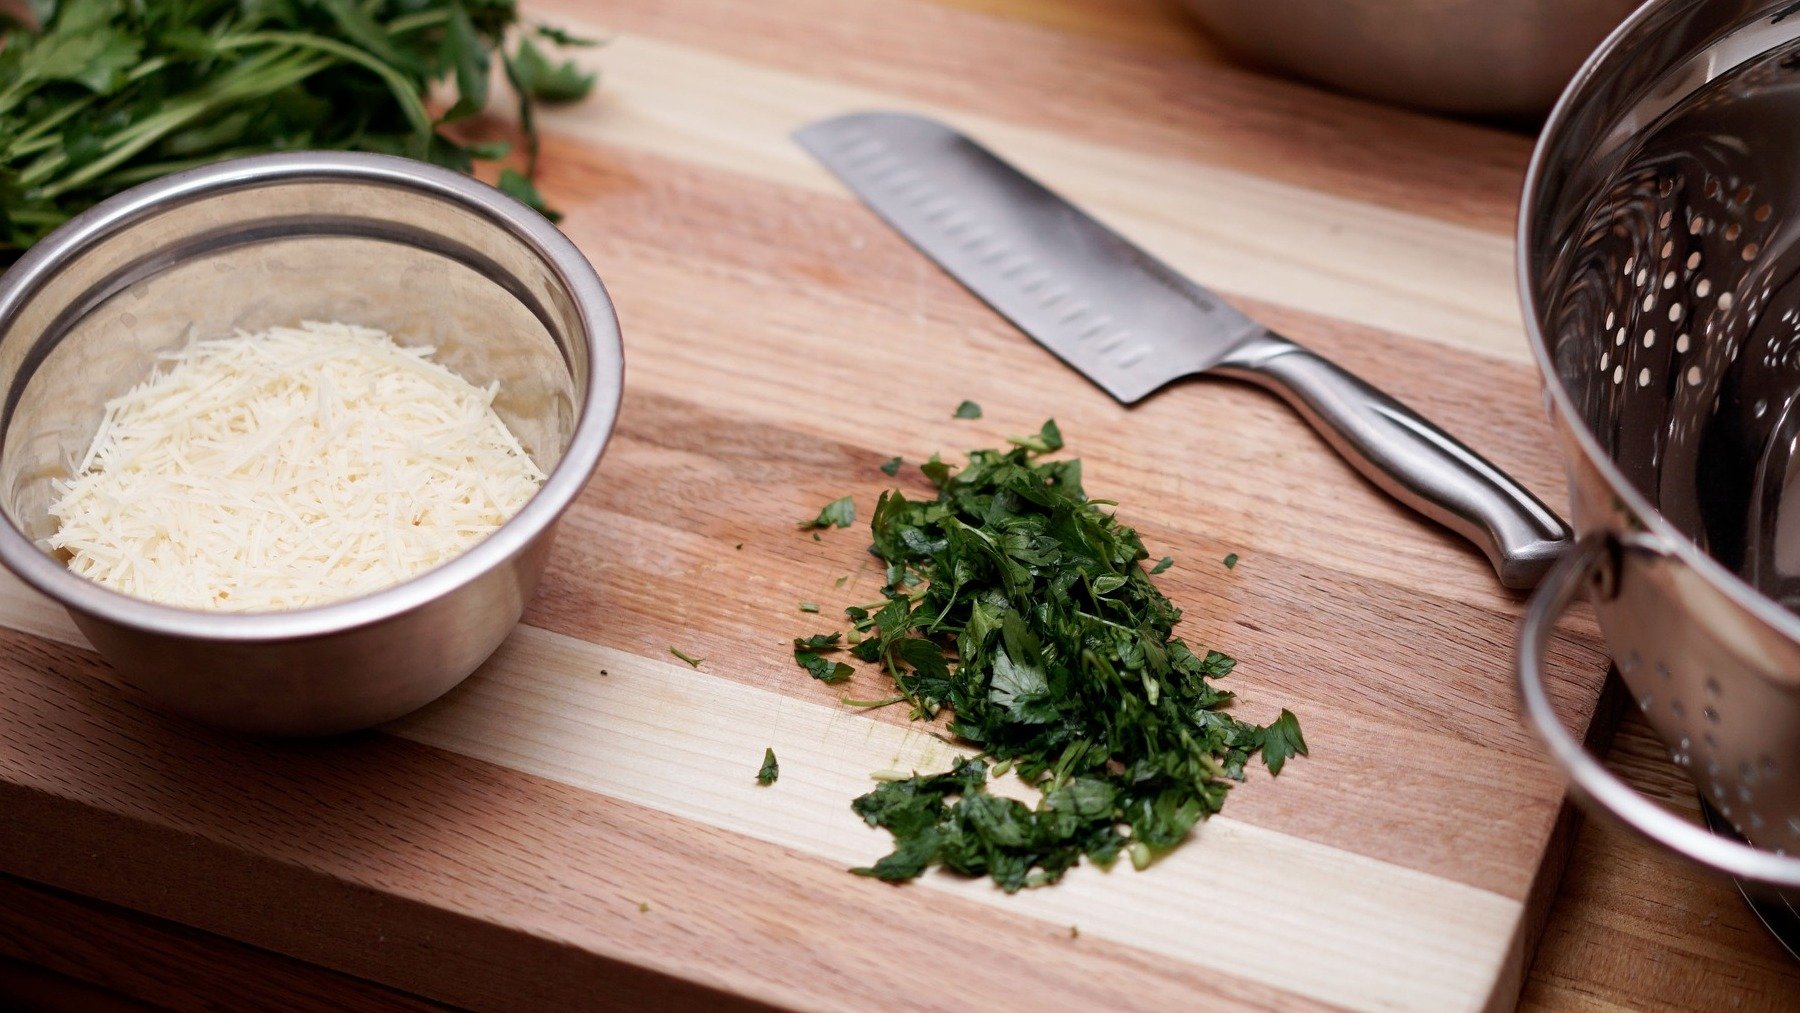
[49,321,546,612]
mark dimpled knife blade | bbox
[794,109,1574,590]
[793,110,1265,403]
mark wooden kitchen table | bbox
[2,0,1799,1009]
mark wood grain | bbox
[528,20,1525,359]
[0,875,438,1012]
[574,0,1531,236]
[0,0,1791,1009]
[1522,714,1800,1011]
[0,625,1308,1011]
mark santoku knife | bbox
[795,110,1569,589]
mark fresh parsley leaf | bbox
[809,659,855,683]
[919,453,954,488]
[669,646,704,668]
[757,747,779,785]
[798,423,1301,890]
[953,400,982,419]
[510,37,597,103]
[1260,709,1307,775]
[1223,552,1239,569]
[799,495,855,530]
[794,632,854,683]
[880,456,903,476]
[1150,556,1174,575]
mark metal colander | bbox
[1519,0,1800,889]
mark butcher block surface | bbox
[1,0,1797,1009]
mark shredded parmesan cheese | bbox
[49,321,546,611]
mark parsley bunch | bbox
[0,0,596,260]
[799,422,1303,891]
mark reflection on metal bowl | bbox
[1181,0,1641,119]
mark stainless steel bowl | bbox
[0,152,623,736]
[1181,0,1642,119]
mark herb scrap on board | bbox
[799,495,855,530]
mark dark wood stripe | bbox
[0,874,442,1012]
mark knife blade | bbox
[794,111,1261,404]
[795,111,1571,589]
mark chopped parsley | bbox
[802,423,1301,891]
[1223,552,1239,570]
[801,495,856,530]
[1150,556,1174,575]
[1260,709,1307,775]
[1007,419,1062,453]
[881,456,904,476]
[669,646,704,669]
[758,748,780,785]
[799,601,821,613]
[794,633,854,684]
[953,400,982,419]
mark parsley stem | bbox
[220,31,435,136]
[29,49,331,195]
[387,9,454,33]
[4,95,94,155]
[841,695,906,709]
[1073,608,1136,634]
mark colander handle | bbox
[1216,331,1570,589]
[1518,536,1800,888]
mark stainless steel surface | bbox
[798,111,1570,589]
[0,152,624,736]
[1518,538,1800,887]
[1518,0,1800,886]
[1180,0,1641,119]
[1701,795,1800,959]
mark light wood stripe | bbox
[0,571,1517,1010]
[534,31,1527,363]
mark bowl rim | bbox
[1518,0,1800,641]
[0,151,624,641]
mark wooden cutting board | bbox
[0,0,1619,1008]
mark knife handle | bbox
[1214,330,1569,589]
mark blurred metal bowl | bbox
[0,152,623,735]
[1182,0,1643,118]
